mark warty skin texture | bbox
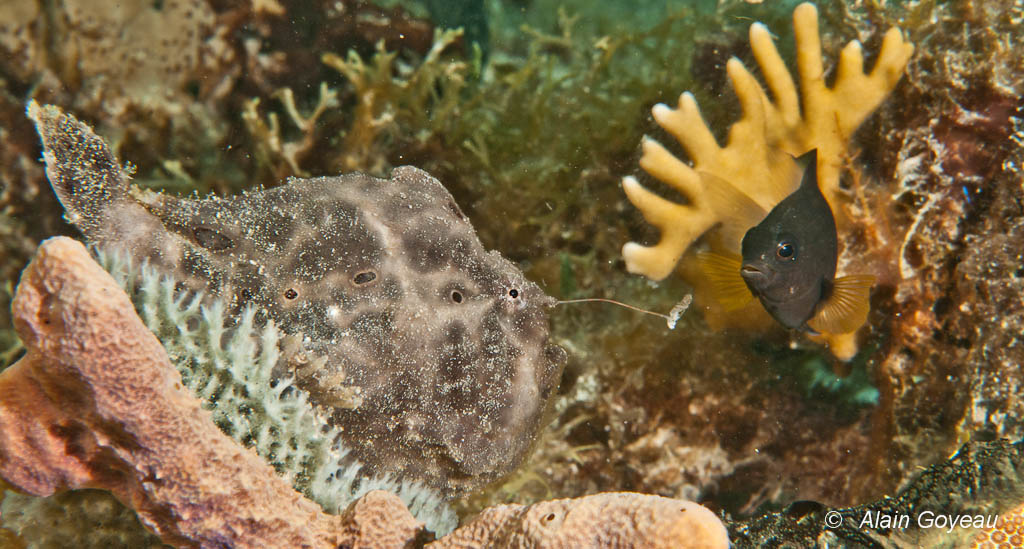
[29,101,567,498]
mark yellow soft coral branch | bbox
[622,3,913,281]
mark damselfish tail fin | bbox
[27,101,130,238]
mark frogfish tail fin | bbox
[807,274,875,335]
[27,101,131,238]
[696,251,754,310]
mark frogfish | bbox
[28,102,567,498]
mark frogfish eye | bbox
[776,242,796,260]
[508,289,519,299]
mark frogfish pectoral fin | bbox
[807,274,875,335]
[696,251,754,311]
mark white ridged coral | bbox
[96,247,457,535]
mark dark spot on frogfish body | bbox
[193,226,233,251]
[353,271,376,285]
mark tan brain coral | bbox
[972,502,1024,549]
[431,492,728,549]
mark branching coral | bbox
[241,83,339,177]
[322,28,470,174]
[621,2,914,281]
[244,28,471,178]
[5,2,1019,546]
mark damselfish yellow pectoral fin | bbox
[807,274,875,335]
[696,251,754,311]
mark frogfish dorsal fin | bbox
[27,101,131,239]
[696,251,754,311]
[807,274,875,334]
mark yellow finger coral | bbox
[621,3,912,359]
[622,2,914,281]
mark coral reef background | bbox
[1,0,1023,544]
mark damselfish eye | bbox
[776,242,796,259]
